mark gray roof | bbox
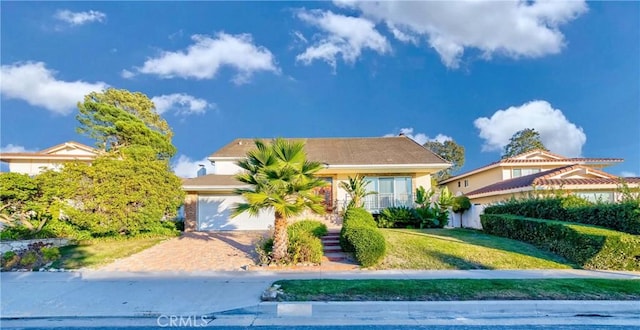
[210,136,450,166]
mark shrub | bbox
[452,196,471,213]
[256,222,325,265]
[19,251,38,267]
[376,206,417,228]
[346,226,386,267]
[288,220,328,238]
[288,230,323,264]
[340,207,377,252]
[1,251,19,270]
[481,214,640,270]
[41,247,61,262]
[339,207,387,266]
[484,197,640,235]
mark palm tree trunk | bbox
[272,212,289,261]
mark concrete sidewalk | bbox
[1,269,639,325]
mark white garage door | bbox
[197,195,274,231]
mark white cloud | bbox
[296,10,390,70]
[134,32,278,84]
[151,93,213,116]
[0,62,108,115]
[474,100,587,157]
[120,69,135,79]
[54,9,106,26]
[172,155,215,178]
[338,1,587,68]
[0,144,36,153]
[384,128,451,145]
[620,171,638,178]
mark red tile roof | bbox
[466,165,630,196]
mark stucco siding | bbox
[213,161,242,175]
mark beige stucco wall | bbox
[444,167,504,196]
[9,161,64,176]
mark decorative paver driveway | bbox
[98,231,360,272]
[98,232,266,272]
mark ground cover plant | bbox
[273,279,640,301]
[377,228,574,270]
[1,243,61,271]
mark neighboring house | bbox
[0,141,99,176]
[182,136,450,231]
[440,149,638,204]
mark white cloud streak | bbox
[0,62,108,115]
[54,9,106,26]
[151,93,213,116]
[0,144,36,153]
[134,33,278,84]
[384,128,452,145]
[474,100,587,157]
[338,1,587,68]
[172,155,215,178]
[296,10,390,70]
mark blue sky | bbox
[1,1,638,178]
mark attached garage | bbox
[197,195,274,231]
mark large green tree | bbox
[423,139,465,180]
[502,128,548,159]
[77,88,176,159]
[233,138,327,262]
[59,147,184,236]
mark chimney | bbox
[197,164,206,177]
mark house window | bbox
[464,179,469,187]
[512,168,541,178]
[360,176,413,212]
[457,181,461,188]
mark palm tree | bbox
[233,138,327,262]
[339,175,377,209]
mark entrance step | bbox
[320,230,354,263]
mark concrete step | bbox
[323,252,348,262]
[323,245,342,252]
[322,241,340,246]
[323,234,340,239]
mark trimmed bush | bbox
[339,207,387,266]
[288,220,328,238]
[340,207,377,252]
[288,230,323,264]
[347,226,386,267]
[484,198,640,235]
[481,214,640,270]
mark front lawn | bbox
[274,279,640,301]
[51,236,170,269]
[377,229,575,270]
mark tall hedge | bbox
[481,214,640,271]
[339,207,386,266]
[484,198,640,235]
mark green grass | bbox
[274,279,640,301]
[51,236,169,269]
[377,229,575,270]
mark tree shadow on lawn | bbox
[391,228,578,268]
[428,251,495,270]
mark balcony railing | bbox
[339,193,414,213]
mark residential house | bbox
[182,136,450,231]
[440,149,637,204]
[0,141,99,176]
